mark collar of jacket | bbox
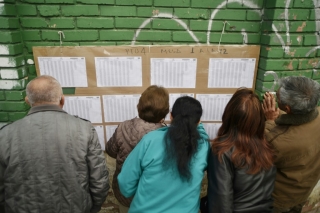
[27,104,67,116]
[275,108,319,126]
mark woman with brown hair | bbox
[106,85,169,213]
[207,88,276,213]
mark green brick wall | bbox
[0,2,30,125]
[1,0,320,212]
[0,0,268,128]
[257,0,320,100]
[0,0,319,125]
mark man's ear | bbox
[59,95,65,108]
[284,105,291,114]
[25,96,31,106]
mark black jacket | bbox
[207,148,276,213]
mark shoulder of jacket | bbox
[72,115,92,123]
[265,125,290,145]
[0,122,13,130]
[142,128,166,142]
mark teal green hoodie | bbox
[118,123,210,213]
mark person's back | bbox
[0,75,109,213]
[106,85,169,212]
[263,76,320,212]
[118,96,210,213]
[208,148,275,212]
[208,88,276,213]
[267,110,320,206]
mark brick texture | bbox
[100,6,136,16]
[100,30,135,41]
[154,0,190,7]
[5,90,26,101]
[115,17,149,29]
[152,19,187,30]
[38,5,60,16]
[77,17,114,29]
[1,0,320,212]
[0,4,16,16]
[47,18,75,29]
[61,5,99,16]
[77,0,114,4]
[16,4,37,16]
[0,17,19,29]
[116,0,152,6]
[0,31,21,43]
[137,7,173,17]
[0,67,27,79]
[20,18,47,28]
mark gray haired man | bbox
[263,76,320,213]
[0,75,109,213]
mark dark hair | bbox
[137,85,169,123]
[164,96,203,181]
[212,88,274,174]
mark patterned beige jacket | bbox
[106,117,163,207]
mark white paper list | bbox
[63,96,103,123]
[202,123,222,140]
[150,58,197,88]
[105,125,118,142]
[38,57,88,87]
[208,58,256,88]
[94,125,105,150]
[95,57,142,87]
[165,93,194,121]
[102,95,140,122]
[196,94,232,121]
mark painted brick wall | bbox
[0,0,320,212]
[0,0,265,128]
[257,0,320,101]
[0,1,30,126]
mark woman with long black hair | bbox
[118,96,210,213]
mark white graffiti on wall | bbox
[285,0,292,49]
[133,0,266,45]
[206,0,263,45]
[131,13,200,45]
[0,4,4,15]
[305,0,320,59]
[131,0,320,92]
[262,71,279,92]
[0,45,9,55]
[272,24,290,54]
[241,29,248,44]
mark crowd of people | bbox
[0,75,320,213]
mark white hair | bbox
[26,75,63,106]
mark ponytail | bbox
[164,96,202,181]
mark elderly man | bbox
[0,75,109,213]
[263,76,320,213]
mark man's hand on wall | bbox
[262,92,280,121]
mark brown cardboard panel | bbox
[32,45,260,129]
[33,45,260,93]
